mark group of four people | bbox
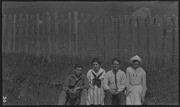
[58,55,147,105]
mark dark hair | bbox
[91,57,101,65]
[112,58,121,65]
[74,64,83,69]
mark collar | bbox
[91,68,103,75]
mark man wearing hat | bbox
[126,55,147,105]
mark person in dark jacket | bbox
[58,64,89,105]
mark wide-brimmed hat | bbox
[129,55,142,64]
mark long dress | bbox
[86,68,106,105]
[126,67,147,105]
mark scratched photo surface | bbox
[2,1,178,105]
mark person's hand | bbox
[73,87,80,93]
[114,90,120,95]
[109,89,116,95]
[141,96,145,102]
[126,89,132,96]
[90,84,95,90]
[68,89,74,93]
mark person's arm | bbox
[87,70,95,89]
[102,73,110,90]
[141,71,147,99]
[117,72,126,92]
[62,76,70,91]
[126,68,131,92]
[79,74,89,89]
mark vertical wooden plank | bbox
[25,14,29,53]
[157,16,163,65]
[13,14,16,53]
[165,17,173,63]
[60,14,64,56]
[2,14,6,53]
[8,14,13,53]
[140,16,147,63]
[171,15,176,63]
[97,16,104,60]
[154,15,158,65]
[18,13,23,53]
[54,12,58,56]
[117,16,120,57]
[36,14,40,56]
[129,15,133,56]
[113,17,118,58]
[84,14,89,60]
[42,13,47,56]
[93,16,97,56]
[74,11,78,58]
[51,12,55,56]
[134,16,139,56]
[149,16,156,65]
[117,16,122,58]
[136,16,140,56]
[46,12,51,56]
[6,14,9,53]
[146,16,150,63]
[161,15,167,65]
[110,16,114,59]
[79,13,84,59]
[125,15,129,58]
[68,12,72,57]
[125,15,130,59]
[4,14,9,53]
[104,16,111,61]
[102,16,106,62]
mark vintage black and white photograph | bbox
[2,1,179,105]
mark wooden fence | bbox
[2,11,178,65]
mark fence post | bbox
[68,12,72,57]
[102,16,106,62]
[13,14,16,53]
[54,12,58,56]
[46,12,51,56]
[154,15,158,65]
[25,14,29,54]
[74,11,78,59]
[36,14,40,56]
[8,14,13,53]
[172,15,176,64]
[129,15,133,56]
[161,15,167,65]
[146,16,150,63]
[2,14,6,53]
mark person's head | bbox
[74,64,83,76]
[91,58,101,72]
[129,55,142,69]
[132,60,140,69]
[112,58,121,71]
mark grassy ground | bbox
[2,52,178,105]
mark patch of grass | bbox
[2,52,178,105]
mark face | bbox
[112,60,120,71]
[132,60,140,68]
[92,62,100,72]
[74,67,82,76]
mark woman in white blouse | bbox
[86,58,106,105]
[126,55,147,105]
